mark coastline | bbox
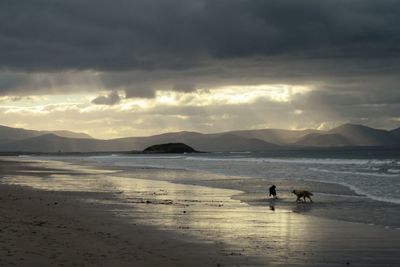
[1,157,400,266]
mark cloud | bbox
[0,71,103,96]
[91,91,121,105]
[1,85,399,139]
[0,1,399,133]
[0,0,399,72]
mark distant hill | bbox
[294,133,352,147]
[0,123,399,152]
[0,134,124,152]
[115,131,204,149]
[0,131,279,153]
[391,127,400,137]
[329,124,398,146]
[45,130,92,139]
[0,125,92,141]
[0,125,44,141]
[116,132,279,152]
[227,128,318,145]
[186,133,279,152]
[294,124,400,147]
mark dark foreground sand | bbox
[1,158,399,266]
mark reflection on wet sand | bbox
[292,202,313,213]
[268,198,277,211]
[106,175,314,263]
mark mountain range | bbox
[0,123,399,153]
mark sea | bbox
[88,149,400,204]
[13,148,400,228]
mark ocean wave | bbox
[115,162,165,169]
[303,178,400,205]
[185,156,398,166]
[309,167,400,178]
[114,162,198,173]
[90,155,186,160]
[184,156,263,163]
[89,154,399,167]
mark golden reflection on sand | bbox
[93,175,314,261]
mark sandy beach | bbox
[1,158,400,266]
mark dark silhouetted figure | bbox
[269,185,277,198]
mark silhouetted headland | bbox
[142,143,198,153]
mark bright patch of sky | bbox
[1,84,311,112]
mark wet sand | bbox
[1,158,400,266]
[0,160,252,267]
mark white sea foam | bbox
[184,156,398,166]
[114,161,198,173]
[115,162,166,169]
[90,155,185,160]
[309,167,400,178]
[388,169,400,174]
[305,178,400,205]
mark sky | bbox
[0,0,399,139]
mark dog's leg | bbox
[308,196,313,202]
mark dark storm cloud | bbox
[1,0,399,72]
[0,72,30,92]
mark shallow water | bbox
[87,151,400,205]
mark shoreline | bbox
[84,158,400,229]
[9,155,400,229]
[30,153,400,203]
[78,153,400,205]
[1,158,400,266]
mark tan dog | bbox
[292,190,313,202]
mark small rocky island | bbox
[142,143,198,154]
